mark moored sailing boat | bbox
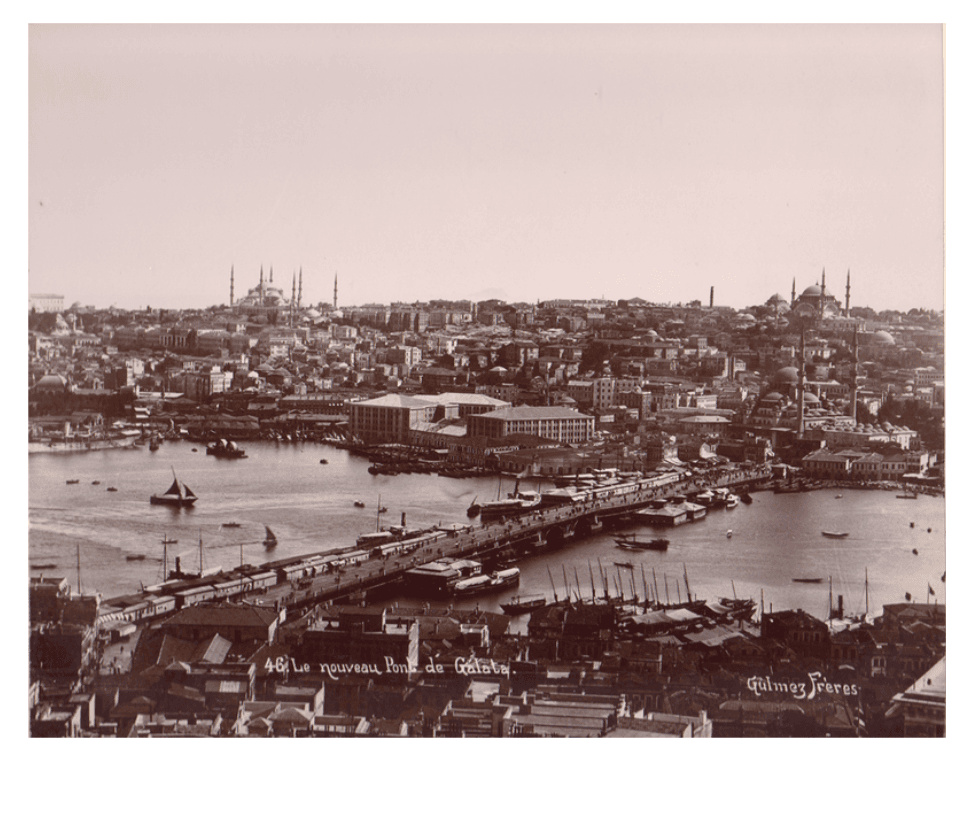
[150,469,198,506]
[500,593,546,614]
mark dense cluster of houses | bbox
[29,571,945,737]
[29,284,943,480]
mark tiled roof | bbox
[479,406,592,420]
[161,604,278,629]
[354,394,439,408]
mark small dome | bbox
[803,392,820,404]
[773,366,800,385]
[763,391,785,402]
[873,330,895,346]
[34,373,68,390]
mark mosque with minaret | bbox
[228,265,308,322]
[764,268,853,326]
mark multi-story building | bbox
[349,394,441,443]
[29,293,65,313]
[467,406,594,444]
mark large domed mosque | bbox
[788,268,848,322]
[230,265,301,320]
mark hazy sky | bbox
[28,24,945,312]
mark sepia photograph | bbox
[26,21,947,748]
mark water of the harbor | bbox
[28,440,946,619]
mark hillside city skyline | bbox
[29,267,944,316]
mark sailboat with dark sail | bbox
[263,526,278,550]
[150,469,198,507]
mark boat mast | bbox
[546,565,559,603]
[683,563,692,602]
[865,568,869,618]
[76,543,82,595]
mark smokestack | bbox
[709,286,714,308]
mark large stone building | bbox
[29,293,65,313]
[467,406,594,445]
[349,392,510,443]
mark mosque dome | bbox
[802,284,823,297]
[34,373,68,390]
[773,366,800,386]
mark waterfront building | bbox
[159,605,281,645]
[467,405,594,445]
[350,392,510,443]
[807,420,917,451]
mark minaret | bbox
[845,269,851,316]
[269,266,273,284]
[230,265,234,306]
[298,267,303,308]
[291,272,297,327]
[850,325,859,424]
[333,274,338,310]
[259,265,265,304]
[791,278,796,306]
[820,268,826,318]
[797,329,806,438]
